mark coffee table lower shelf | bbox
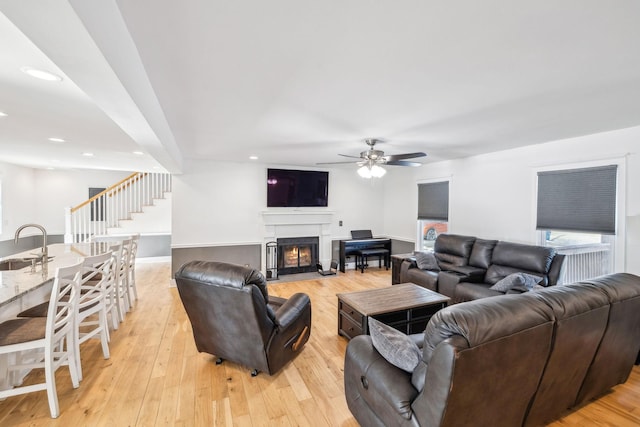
[337,283,450,340]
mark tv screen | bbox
[267,168,329,207]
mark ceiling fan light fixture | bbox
[357,163,386,178]
[371,164,386,178]
[357,165,372,178]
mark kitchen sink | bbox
[0,258,35,271]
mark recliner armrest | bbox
[275,293,311,329]
[344,335,419,423]
[446,265,486,280]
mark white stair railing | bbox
[65,172,172,243]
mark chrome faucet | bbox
[14,223,48,262]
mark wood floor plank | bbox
[0,261,638,426]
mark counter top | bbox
[0,242,112,308]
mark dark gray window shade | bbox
[418,181,449,221]
[536,165,617,234]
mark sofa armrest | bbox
[275,293,311,329]
[446,265,486,280]
[344,335,419,423]
[399,258,417,281]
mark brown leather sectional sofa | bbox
[345,273,640,426]
[399,234,566,303]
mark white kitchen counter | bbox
[0,242,111,321]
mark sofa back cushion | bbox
[524,284,610,427]
[485,241,556,286]
[468,239,498,269]
[412,293,555,427]
[574,273,640,404]
[434,234,476,269]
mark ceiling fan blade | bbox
[316,160,361,165]
[338,153,364,159]
[386,160,423,167]
[384,152,427,161]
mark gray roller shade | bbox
[536,165,617,234]
[418,181,449,221]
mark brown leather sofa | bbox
[400,234,566,303]
[344,273,640,426]
[174,260,311,376]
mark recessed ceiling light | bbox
[82,152,94,157]
[249,155,259,160]
[0,111,7,117]
[48,137,65,143]
[20,66,63,82]
[133,151,144,155]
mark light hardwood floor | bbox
[0,260,638,426]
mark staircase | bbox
[65,172,172,243]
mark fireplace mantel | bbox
[261,210,335,274]
[261,210,334,226]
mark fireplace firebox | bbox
[277,236,319,275]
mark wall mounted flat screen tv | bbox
[267,168,329,207]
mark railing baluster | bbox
[66,172,171,242]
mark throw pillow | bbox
[521,273,544,290]
[368,317,421,372]
[490,272,543,292]
[414,251,440,271]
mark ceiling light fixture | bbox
[82,152,94,157]
[48,137,65,143]
[133,151,144,155]
[249,155,258,160]
[357,162,386,179]
[0,111,7,117]
[20,66,63,82]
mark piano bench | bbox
[355,249,390,273]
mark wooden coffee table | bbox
[337,283,450,340]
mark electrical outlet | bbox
[339,220,343,226]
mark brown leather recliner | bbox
[174,260,311,376]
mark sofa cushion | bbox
[414,251,440,271]
[454,282,504,303]
[369,317,421,372]
[421,293,554,365]
[489,242,555,277]
[469,239,498,269]
[490,273,543,292]
[403,264,439,291]
[434,234,476,269]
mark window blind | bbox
[417,181,449,221]
[536,165,617,234]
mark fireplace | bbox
[277,236,319,275]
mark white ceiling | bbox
[1,0,639,173]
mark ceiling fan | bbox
[317,138,427,178]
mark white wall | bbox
[35,170,131,234]
[0,162,129,241]
[33,169,130,234]
[0,162,36,241]
[171,159,386,247]
[384,125,640,274]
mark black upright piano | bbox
[339,230,392,272]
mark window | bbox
[536,164,620,283]
[417,181,449,250]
